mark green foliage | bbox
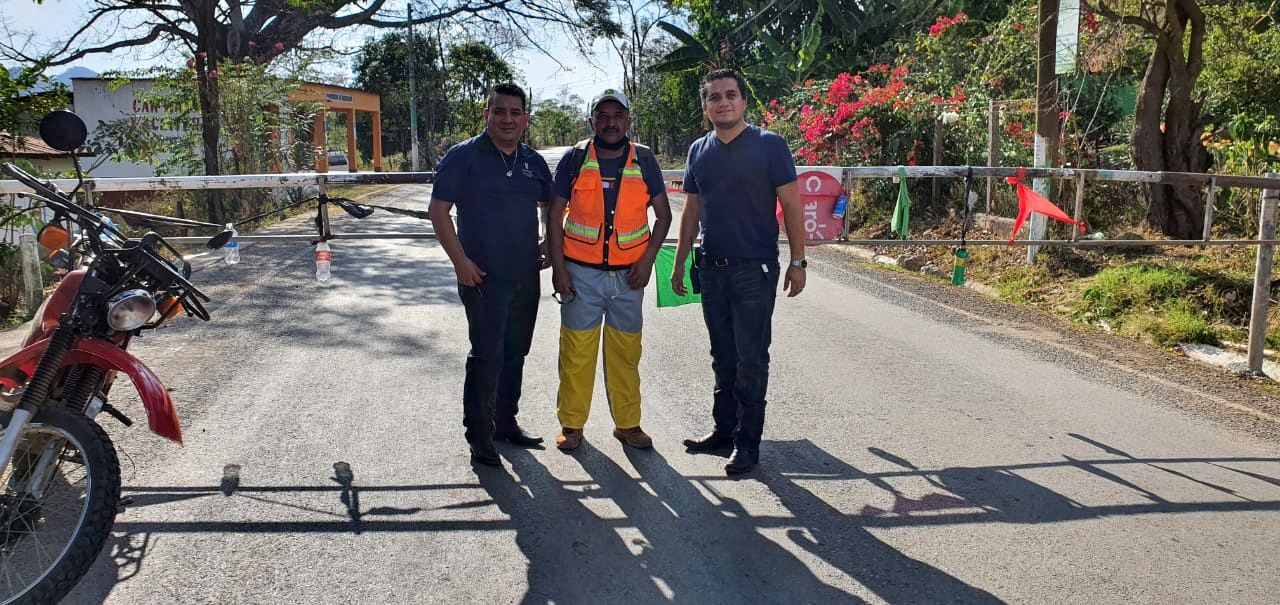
[447,43,517,138]
[88,59,320,224]
[528,95,588,148]
[1204,113,1280,234]
[1080,265,1195,317]
[1199,3,1280,122]
[352,31,449,166]
[656,0,940,95]
[1072,264,1225,345]
[1117,302,1216,346]
[0,64,69,154]
[630,50,703,154]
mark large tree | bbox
[1086,0,1214,238]
[0,65,69,154]
[649,0,941,98]
[446,42,518,136]
[2,0,619,223]
[527,92,587,147]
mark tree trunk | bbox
[1130,0,1208,239]
[195,5,226,225]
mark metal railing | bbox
[4,166,1279,374]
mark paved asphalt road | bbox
[10,180,1277,604]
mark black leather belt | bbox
[701,255,775,268]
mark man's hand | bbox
[626,262,653,290]
[538,240,551,270]
[455,258,486,286]
[552,266,574,297]
[670,266,687,297]
[783,266,805,297]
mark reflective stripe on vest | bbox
[562,140,652,266]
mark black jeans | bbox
[698,258,780,451]
[458,276,539,445]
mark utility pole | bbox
[1028,0,1060,262]
[408,4,420,172]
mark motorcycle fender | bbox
[0,337,182,444]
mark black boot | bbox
[684,431,735,452]
[495,424,545,447]
[469,442,502,466]
[725,447,759,474]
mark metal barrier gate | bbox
[3,166,1279,372]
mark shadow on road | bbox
[73,434,1280,603]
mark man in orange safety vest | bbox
[545,89,673,451]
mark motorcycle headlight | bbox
[106,289,156,331]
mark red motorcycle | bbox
[0,111,227,604]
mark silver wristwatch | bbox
[789,259,807,269]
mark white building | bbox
[72,77,185,178]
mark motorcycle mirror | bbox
[206,229,234,250]
[39,111,88,152]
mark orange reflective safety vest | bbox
[562,140,652,266]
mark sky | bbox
[0,0,626,109]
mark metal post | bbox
[1029,0,1060,263]
[987,98,999,214]
[316,175,331,238]
[1202,177,1217,241]
[933,116,943,204]
[1247,174,1279,374]
[407,4,420,172]
[841,168,854,240]
[1071,173,1085,241]
[19,232,43,315]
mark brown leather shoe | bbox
[613,427,653,449]
[556,428,583,450]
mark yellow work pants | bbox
[557,263,644,429]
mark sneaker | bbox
[613,427,653,449]
[556,428,583,450]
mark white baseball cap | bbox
[590,88,629,112]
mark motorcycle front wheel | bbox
[0,406,120,605]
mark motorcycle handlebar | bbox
[2,162,213,322]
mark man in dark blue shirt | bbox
[429,83,553,467]
[670,69,807,474]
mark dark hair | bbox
[701,69,748,102]
[487,82,528,111]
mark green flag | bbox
[654,245,701,307]
[891,166,911,240]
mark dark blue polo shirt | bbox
[433,131,552,280]
[683,125,797,260]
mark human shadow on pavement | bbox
[485,440,997,604]
[79,439,1280,603]
[627,442,1000,604]
[476,444,671,604]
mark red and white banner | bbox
[778,170,845,240]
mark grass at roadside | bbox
[855,219,1278,350]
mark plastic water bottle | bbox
[223,223,240,265]
[315,241,331,282]
[98,214,118,247]
[951,247,968,286]
[832,195,849,220]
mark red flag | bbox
[1006,175,1085,244]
